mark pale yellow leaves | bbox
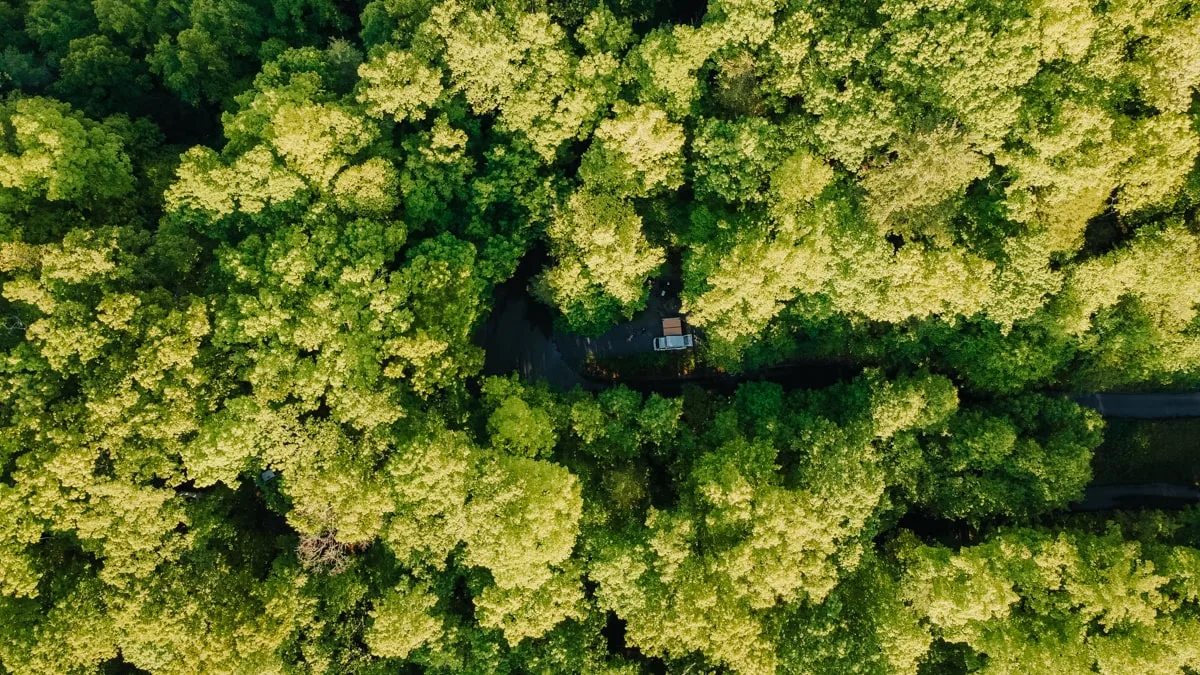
[546,190,663,307]
[356,49,443,122]
[367,582,444,659]
[463,455,582,590]
[683,223,831,343]
[167,145,305,218]
[332,156,399,215]
[580,102,686,197]
[1116,114,1200,213]
[268,102,377,186]
[474,565,585,644]
[860,126,990,234]
[1062,220,1200,336]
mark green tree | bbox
[898,521,1200,674]
[0,97,133,203]
[355,47,444,123]
[429,1,622,159]
[367,581,444,659]
[859,126,991,238]
[578,102,686,197]
[918,395,1101,521]
[691,117,781,204]
[534,190,664,334]
[463,454,582,591]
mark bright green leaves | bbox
[0,228,210,583]
[0,97,133,203]
[576,3,635,55]
[777,553,931,675]
[998,96,1200,250]
[827,236,997,324]
[879,0,1040,145]
[683,224,827,346]
[474,564,585,644]
[387,233,487,395]
[169,51,489,417]
[383,425,472,567]
[1126,10,1200,114]
[367,581,444,659]
[586,377,930,673]
[999,99,1127,249]
[703,0,781,49]
[332,156,399,216]
[488,396,558,459]
[278,422,395,546]
[267,102,379,186]
[209,211,483,419]
[1028,0,1097,63]
[168,145,307,220]
[1053,220,1200,389]
[868,369,959,440]
[898,525,1200,673]
[463,455,582,591]
[918,395,1101,521]
[397,115,472,229]
[860,126,991,237]
[626,26,715,117]
[691,117,781,204]
[899,535,1023,636]
[1063,220,1200,336]
[430,2,621,159]
[535,190,664,334]
[1115,114,1200,214]
[356,48,443,122]
[6,2,1200,672]
[4,228,127,371]
[0,486,46,597]
[111,556,310,674]
[6,442,191,587]
[589,513,771,671]
[770,149,834,208]
[456,451,585,644]
[578,102,686,198]
[681,205,835,351]
[0,97,224,638]
[169,53,390,225]
[210,211,409,428]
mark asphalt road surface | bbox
[1073,392,1200,418]
[1075,483,1200,511]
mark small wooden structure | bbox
[662,317,684,336]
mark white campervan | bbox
[654,317,695,351]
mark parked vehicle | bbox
[654,334,695,351]
[654,317,695,351]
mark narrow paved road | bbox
[1075,483,1200,511]
[1073,392,1200,418]
[475,279,855,394]
[555,277,684,367]
[476,268,1200,420]
[474,285,595,391]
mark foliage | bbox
[3,0,1200,672]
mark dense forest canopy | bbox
[2,0,1200,672]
